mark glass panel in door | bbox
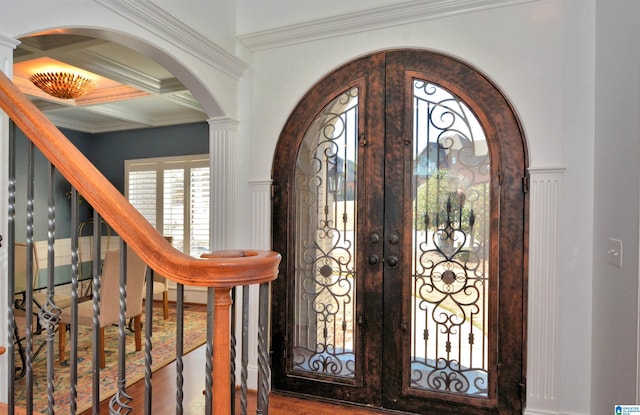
[292,88,358,380]
[409,79,491,396]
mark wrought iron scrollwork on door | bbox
[410,79,491,397]
[292,88,358,379]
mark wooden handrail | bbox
[0,71,280,287]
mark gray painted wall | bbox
[14,122,209,240]
[91,123,209,193]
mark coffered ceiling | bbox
[13,34,208,133]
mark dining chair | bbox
[14,242,39,293]
[14,243,60,336]
[15,242,76,310]
[58,246,147,368]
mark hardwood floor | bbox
[269,393,393,415]
[74,301,387,414]
[2,307,389,414]
[82,343,389,415]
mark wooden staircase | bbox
[0,68,280,414]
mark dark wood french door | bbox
[271,50,527,414]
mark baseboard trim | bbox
[524,409,558,415]
[525,408,589,415]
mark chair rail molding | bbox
[525,166,565,415]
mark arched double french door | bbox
[271,50,527,414]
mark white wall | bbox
[591,1,640,414]
[152,0,237,53]
[556,1,595,413]
[240,1,567,179]
[238,0,596,414]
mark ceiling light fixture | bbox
[29,71,96,99]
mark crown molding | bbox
[45,114,117,134]
[208,116,240,129]
[0,34,20,50]
[238,0,541,51]
[61,49,175,94]
[47,111,206,134]
[96,0,248,80]
[165,92,205,112]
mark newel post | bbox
[200,249,281,415]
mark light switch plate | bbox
[607,238,623,267]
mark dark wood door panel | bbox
[271,52,386,405]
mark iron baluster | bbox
[109,240,133,414]
[175,283,185,415]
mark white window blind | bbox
[128,170,157,227]
[190,167,210,257]
[125,154,210,257]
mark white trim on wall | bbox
[638,169,640,404]
[524,409,589,415]
[250,179,272,250]
[209,117,239,251]
[95,0,247,79]
[238,0,542,51]
[0,40,18,403]
[232,180,273,390]
[526,166,564,414]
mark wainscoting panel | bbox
[525,167,564,415]
[243,179,273,389]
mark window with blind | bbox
[125,154,210,257]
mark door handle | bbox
[387,255,399,267]
[368,254,380,265]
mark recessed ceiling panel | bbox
[13,34,204,133]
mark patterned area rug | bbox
[14,305,207,414]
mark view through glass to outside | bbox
[410,79,490,396]
[293,88,358,379]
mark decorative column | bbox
[525,167,563,414]
[208,117,238,251]
[0,33,19,404]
